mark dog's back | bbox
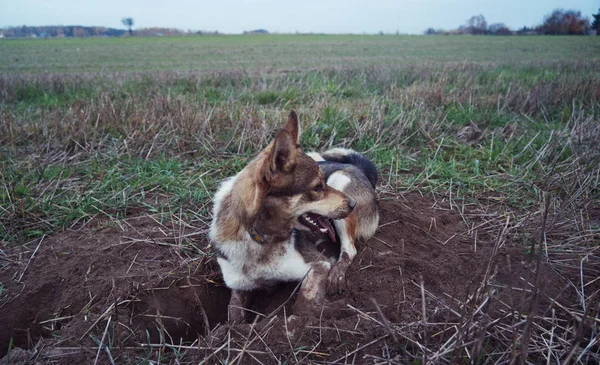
[319,148,378,188]
[304,148,379,294]
[308,148,379,242]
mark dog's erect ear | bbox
[282,110,301,145]
[269,129,298,174]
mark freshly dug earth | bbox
[0,193,579,364]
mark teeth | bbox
[301,214,322,228]
[320,228,327,233]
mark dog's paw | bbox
[326,265,348,295]
[227,306,246,324]
[285,315,310,341]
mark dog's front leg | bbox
[228,289,251,323]
[327,216,358,295]
[286,260,331,340]
[293,260,331,316]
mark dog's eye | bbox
[313,183,323,192]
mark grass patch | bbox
[3,62,597,243]
[0,153,252,241]
[2,35,599,74]
[1,62,597,234]
[256,90,279,105]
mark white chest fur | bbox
[216,234,311,290]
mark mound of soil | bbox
[0,193,576,363]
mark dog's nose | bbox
[348,198,356,209]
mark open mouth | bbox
[299,213,337,243]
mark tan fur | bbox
[212,155,268,242]
[346,213,359,244]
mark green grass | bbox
[1,35,599,74]
[0,152,252,241]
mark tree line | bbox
[425,8,600,35]
[0,18,220,38]
[0,25,126,38]
[0,25,221,38]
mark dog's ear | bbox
[269,129,298,174]
[282,110,301,145]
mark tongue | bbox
[315,214,337,243]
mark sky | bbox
[0,0,598,34]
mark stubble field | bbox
[0,35,599,364]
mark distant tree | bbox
[465,14,487,35]
[516,26,538,35]
[243,29,268,35]
[122,17,134,36]
[73,27,84,37]
[592,8,600,35]
[135,27,187,36]
[424,27,437,35]
[488,23,511,35]
[540,9,589,35]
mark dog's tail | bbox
[320,148,378,188]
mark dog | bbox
[209,110,379,323]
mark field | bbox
[2,35,600,73]
[0,35,599,364]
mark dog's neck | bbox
[248,223,292,245]
[212,151,293,245]
[251,202,294,243]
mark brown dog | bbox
[210,111,378,322]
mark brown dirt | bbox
[0,193,583,364]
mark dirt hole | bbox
[131,281,230,343]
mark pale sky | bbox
[0,0,598,34]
